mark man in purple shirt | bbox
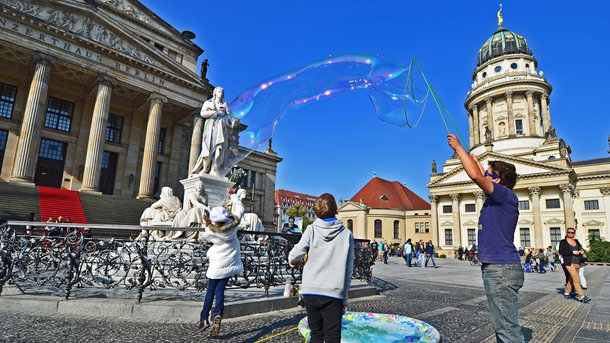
[448,134,524,343]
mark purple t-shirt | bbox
[478,182,520,264]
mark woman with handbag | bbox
[558,228,591,303]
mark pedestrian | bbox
[403,239,414,267]
[382,240,390,264]
[556,241,570,285]
[558,228,591,302]
[197,206,243,338]
[457,246,464,260]
[536,248,546,273]
[518,246,525,263]
[448,133,525,343]
[546,246,556,272]
[415,239,425,267]
[288,193,354,343]
[425,240,438,268]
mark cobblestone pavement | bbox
[0,257,608,342]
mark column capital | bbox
[96,74,118,88]
[473,191,486,200]
[450,193,461,201]
[600,187,610,196]
[528,186,541,196]
[505,91,513,99]
[149,93,168,104]
[33,52,57,67]
[560,184,574,194]
[525,90,535,97]
[485,97,493,104]
[428,194,439,203]
[540,92,549,100]
[469,104,478,112]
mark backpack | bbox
[523,263,531,273]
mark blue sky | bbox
[144,0,610,202]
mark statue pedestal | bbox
[180,174,233,210]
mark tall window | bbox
[515,119,523,134]
[588,229,600,239]
[157,128,166,153]
[0,129,7,171]
[347,219,353,232]
[442,205,452,213]
[518,200,530,210]
[415,222,419,233]
[0,82,17,119]
[424,222,429,233]
[545,199,561,209]
[444,229,453,245]
[105,114,123,143]
[550,227,561,248]
[44,97,74,132]
[465,203,476,213]
[519,228,531,247]
[39,138,65,160]
[374,219,382,238]
[467,228,476,246]
[153,162,161,196]
[393,220,399,239]
[584,200,599,210]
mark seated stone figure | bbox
[224,188,265,241]
[139,186,182,240]
[167,180,209,240]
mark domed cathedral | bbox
[427,6,610,255]
[0,0,281,226]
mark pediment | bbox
[463,219,478,226]
[581,219,605,228]
[428,151,571,189]
[338,201,368,212]
[0,0,201,81]
[518,218,533,225]
[440,220,453,227]
[543,217,564,225]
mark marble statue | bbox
[190,86,239,177]
[167,180,210,240]
[225,188,264,241]
[139,186,182,240]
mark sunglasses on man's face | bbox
[567,231,575,234]
[484,170,500,179]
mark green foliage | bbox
[440,254,447,259]
[285,203,313,231]
[586,234,610,263]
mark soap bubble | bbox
[217,52,449,177]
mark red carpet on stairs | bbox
[38,186,88,224]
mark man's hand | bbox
[447,134,462,150]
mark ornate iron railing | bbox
[0,222,374,302]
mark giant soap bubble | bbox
[216,52,464,177]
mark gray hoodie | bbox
[288,218,354,305]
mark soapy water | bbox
[298,311,440,343]
[216,52,464,177]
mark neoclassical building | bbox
[0,0,281,226]
[427,14,610,252]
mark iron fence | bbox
[0,221,374,302]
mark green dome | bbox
[477,27,532,66]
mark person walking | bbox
[403,239,414,267]
[415,239,425,267]
[448,133,525,343]
[558,228,591,303]
[424,240,438,268]
[197,207,243,338]
[288,193,354,343]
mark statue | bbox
[224,188,264,241]
[167,180,210,240]
[200,59,209,80]
[497,4,503,27]
[190,86,239,177]
[139,186,182,240]
[545,127,557,140]
[431,160,437,174]
[484,126,492,143]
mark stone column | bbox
[485,98,493,141]
[189,111,203,173]
[429,195,439,246]
[528,186,542,248]
[541,93,551,134]
[471,105,480,146]
[601,188,610,237]
[561,184,576,229]
[474,191,485,213]
[80,75,118,192]
[10,53,56,183]
[526,91,536,136]
[467,109,474,149]
[506,91,515,137]
[137,93,167,199]
[451,193,462,247]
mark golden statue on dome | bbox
[497,4,504,27]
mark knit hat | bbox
[210,207,229,223]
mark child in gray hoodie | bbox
[288,193,354,343]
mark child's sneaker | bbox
[563,293,571,299]
[577,296,591,303]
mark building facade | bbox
[338,175,432,249]
[427,14,610,252]
[0,0,280,226]
[273,188,317,231]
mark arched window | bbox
[347,219,353,232]
[374,219,382,238]
[393,220,400,239]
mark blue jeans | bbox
[405,253,413,266]
[200,277,229,322]
[425,254,436,267]
[481,263,525,343]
